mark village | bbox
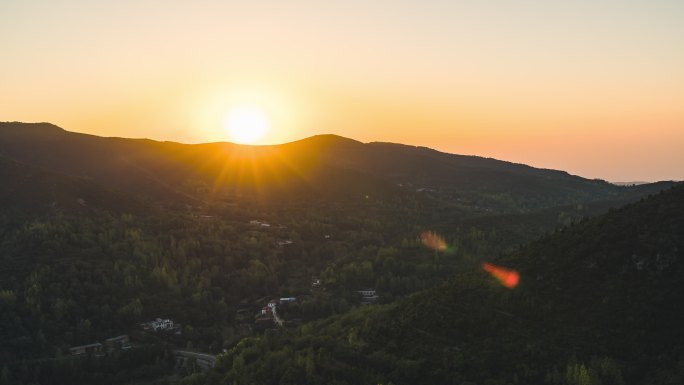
[67,212,380,364]
[242,286,380,333]
[68,317,180,357]
[67,286,379,362]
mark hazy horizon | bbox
[2,0,683,181]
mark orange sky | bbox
[1,1,683,181]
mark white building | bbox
[141,318,175,331]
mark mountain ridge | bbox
[3,121,670,184]
[1,122,674,215]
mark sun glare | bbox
[224,105,270,144]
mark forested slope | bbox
[205,185,684,385]
[1,122,674,213]
[0,121,679,384]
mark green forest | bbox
[0,123,681,385]
[201,185,684,385]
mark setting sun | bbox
[224,105,270,144]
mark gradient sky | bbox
[2,0,683,181]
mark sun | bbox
[224,105,270,144]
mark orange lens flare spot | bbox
[482,263,520,289]
[420,231,447,251]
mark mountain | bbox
[211,184,684,385]
[0,123,428,211]
[0,122,674,214]
[318,139,670,212]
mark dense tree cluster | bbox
[194,186,684,385]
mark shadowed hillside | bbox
[0,122,674,213]
[0,122,680,385]
[0,123,416,207]
[317,139,657,212]
[209,185,684,385]
[0,155,146,218]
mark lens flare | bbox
[421,231,447,252]
[482,263,519,289]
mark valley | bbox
[0,122,680,385]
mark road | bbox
[271,304,284,327]
[174,350,217,370]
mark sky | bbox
[2,0,683,182]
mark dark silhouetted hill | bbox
[0,122,674,213]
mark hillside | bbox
[0,122,679,384]
[0,122,673,213]
[313,139,647,212]
[0,155,147,218]
[210,185,684,385]
[0,123,410,206]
